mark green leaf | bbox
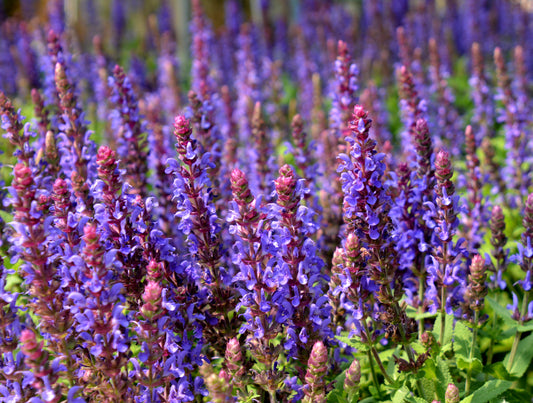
[435,358,453,400]
[386,347,400,380]
[483,362,513,380]
[498,388,533,403]
[0,209,12,223]
[486,297,516,327]
[327,389,347,403]
[405,396,429,403]
[454,320,473,359]
[453,321,482,375]
[459,380,512,403]
[516,319,533,332]
[433,313,454,347]
[504,333,533,376]
[440,342,453,355]
[335,336,370,352]
[419,377,436,402]
[422,358,437,379]
[456,356,483,373]
[405,306,437,320]
[392,386,410,403]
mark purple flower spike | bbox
[109,65,148,197]
[426,150,467,316]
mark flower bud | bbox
[13,163,33,191]
[523,193,533,243]
[83,223,104,268]
[225,337,244,378]
[344,358,361,390]
[445,383,459,403]
[45,130,58,162]
[96,146,118,176]
[466,255,487,312]
[303,341,328,402]
[435,150,454,198]
[20,329,43,361]
[413,118,433,178]
[275,165,298,209]
[173,115,192,140]
[230,168,253,206]
[490,206,506,250]
[140,281,162,320]
[146,259,163,280]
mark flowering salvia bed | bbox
[1,0,533,402]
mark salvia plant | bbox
[3,0,533,402]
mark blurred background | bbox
[0,0,291,46]
[0,0,315,71]
[2,0,533,103]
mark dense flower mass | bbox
[3,1,533,402]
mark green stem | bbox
[389,287,423,397]
[362,320,393,384]
[486,310,497,366]
[439,285,447,346]
[439,243,450,347]
[148,363,154,400]
[418,269,425,339]
[269,390,277,403]
[508,290,530,369]
[62,338,75,388]
[367,349,382,399]
[465,311,479,395]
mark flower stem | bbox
[487,311,497,365]
[418,268,425,339]
[465,311,479,395]
[439,285,447,346]
[367,349,382,399]
[363,321,393,384]
[508,290,530,370]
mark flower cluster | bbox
[2,1,533,402]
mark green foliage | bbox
[504,333,533,377]
[459,380,512,403]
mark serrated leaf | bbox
[483,362,513,380]
[454,321,473,358]
[440,342,453,354]
[516,320,533,332]
[504,333,533,376]
[335,336,370,352]
[435,358,453,400]
[405,396,429,403]
[433,313,454,347]
[392,386,410,403]
[422,358,437,379]
[498,388,533,403]
[385,347,401,381]
[327,389,346,403]
[419,377,436,402]
[457,356,483,373]
[368,385,379,399]
[483,362,512,380]
[486,297,516,326]
[459,380,512,403]
[496,327,518,341]
[410,341,426,355]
